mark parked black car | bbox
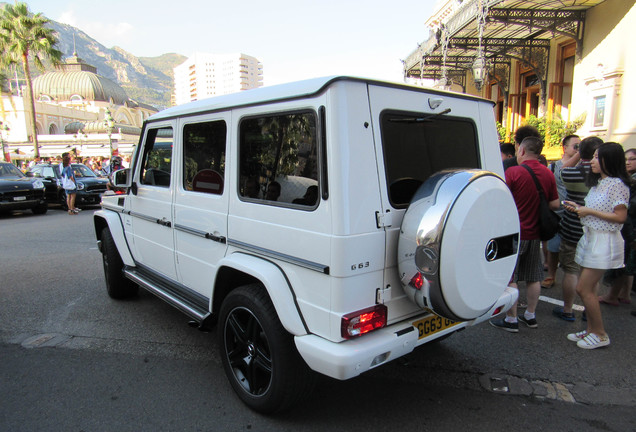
[27,163,109,208]
[0,162,47,215]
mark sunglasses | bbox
[573,144,579,150]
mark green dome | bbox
[33,70,130,105]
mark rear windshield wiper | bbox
[388,108,452,123]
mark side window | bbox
[183,120,227,195]
[139,127,173,187]
[239,111,318,207]
[381,111,479,208]
[42,167,55,178]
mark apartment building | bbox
[173,53,263,105]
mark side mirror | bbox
[113,168,131,187]
[25,171,35,177]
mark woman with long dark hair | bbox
[563,142,631,349]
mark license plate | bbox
[13,196,26,201]
[413,314,459,339]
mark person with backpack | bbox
[491,136,560,332]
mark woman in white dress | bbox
[563,142,631,349]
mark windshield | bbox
[72,164,97,178]
[0,163,26,178]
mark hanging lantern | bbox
[472,49,487,90]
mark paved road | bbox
[1,208,634,431]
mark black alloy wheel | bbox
[219,284,314,413]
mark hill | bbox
[0,7,186,110]
[47,20,186,109]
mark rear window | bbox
[238,110,319,208]
[380,111,480,208]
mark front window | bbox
[0,163,25,178]
[72,164,97,178]
[139,127,174,187]
[42,166,57,178]
[239,111,318,207]
[381,111,480,208]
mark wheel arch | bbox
[212,253,308,336]
[94,209,135,266]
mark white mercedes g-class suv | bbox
[94,76,519,413]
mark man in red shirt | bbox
[491,136,560,332]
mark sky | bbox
[23,0,438,86]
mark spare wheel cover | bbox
[397,169,519,321]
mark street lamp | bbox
[0,121,10,162]
[104,108,115,159]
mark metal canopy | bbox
[403,0,605,92]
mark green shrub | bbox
[497,113,586,147]
[524,114,586,148]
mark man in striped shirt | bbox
[553,136,603,321]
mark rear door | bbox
[173,114,230,298]
[367,85,487,319]
[128,123,177,280]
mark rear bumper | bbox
[295,286,518,380]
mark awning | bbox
[403,0,606,93]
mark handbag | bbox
[521,164,560,241]
[61,170,76,190]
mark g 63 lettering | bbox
[351,261,370,271]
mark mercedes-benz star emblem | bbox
[485,239,498,261]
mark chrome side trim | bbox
[174,223,226,244]
[101,203,125,213]
[228,239,329,274]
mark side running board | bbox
[124,267,210,323]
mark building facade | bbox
[1,54,157,160]
[173,53,263,105]
[403,0,635,150]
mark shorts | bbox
[559,239,580,274]
[64,189,77,195]
[547,233,561,253]
[575,227,624,270]
[513,239,543,283]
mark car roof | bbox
[148,75,489,123]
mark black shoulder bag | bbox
[521,164,560,241]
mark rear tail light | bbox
[341,305,387,339]
[492,305,504,316]
[410,272,425,290]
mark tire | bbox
[32,203,48,215]
[218,284,315,414]
[59,191,68,210]
[100,227,138,299]
[398,170,519,321]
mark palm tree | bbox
[0,2,61,158]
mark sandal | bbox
[598,296,619,306]
[552,306,576,322]
[541,277,555,289]
[576,332,610,349]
